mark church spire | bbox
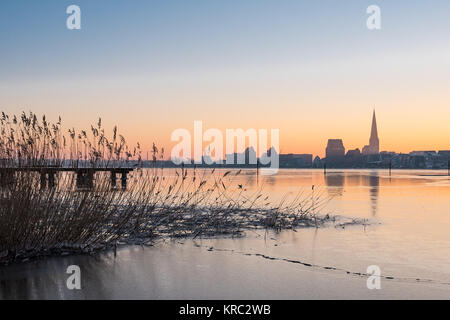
[369,109,379,153]
[370,109,378,142]
[362,109,380,155]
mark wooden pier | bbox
[0,167,135,189]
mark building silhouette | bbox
[362,110,380,155]
[346,148,362,158]
[326,139,345,157]
[226,146,257,165]
[279,153,312,168]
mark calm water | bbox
[1,169,450,299]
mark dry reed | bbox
[0,112,360,265]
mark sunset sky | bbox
[1,0,449,158]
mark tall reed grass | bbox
[0,112,335,264]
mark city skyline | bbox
[160,110,450,169]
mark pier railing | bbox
[0,166,135,189]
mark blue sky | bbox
[2,0,449,81]
[1,1,450,155]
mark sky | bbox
[1,0,450,158]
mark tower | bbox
[362,110,380,155]
[369,110,379,153]
[326,139,345,158]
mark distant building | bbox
[225,146,257,165]
[438,150,450,157]
[266,147,278,158]
[410,151,436,156]
[346,148,361,157]
[409,155,426,168]
[377,151,396,166]
[313,156,322,168]
[391,153,410,168]
[326,139,345,157]
[380,151,396,156]
[409,151,449,169]
[362,110,380,155]
[279,153,312,168]
[297,154,313,166]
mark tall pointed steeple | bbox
[370,110,378,144]
[362,109,380,155]
[369,109,379,153]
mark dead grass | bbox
[0,112,363,265]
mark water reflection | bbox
[324,173,345,196]
[1,169,450,299]
[0,254,117,299]
[324,171,380,216]
[368,172,380,216]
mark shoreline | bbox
[0,213,370,266]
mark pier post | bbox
[86,170,94,188]
[1,170,15,187]
[76,171,85,188]
[48,171,55,188]
[8,170,14,185]
[40,172,47,189]
[256,161,259,185]
[110,171,117,187]
[121,171,128,188]
[323,163,327,175]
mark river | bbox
[1,169,449,299]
